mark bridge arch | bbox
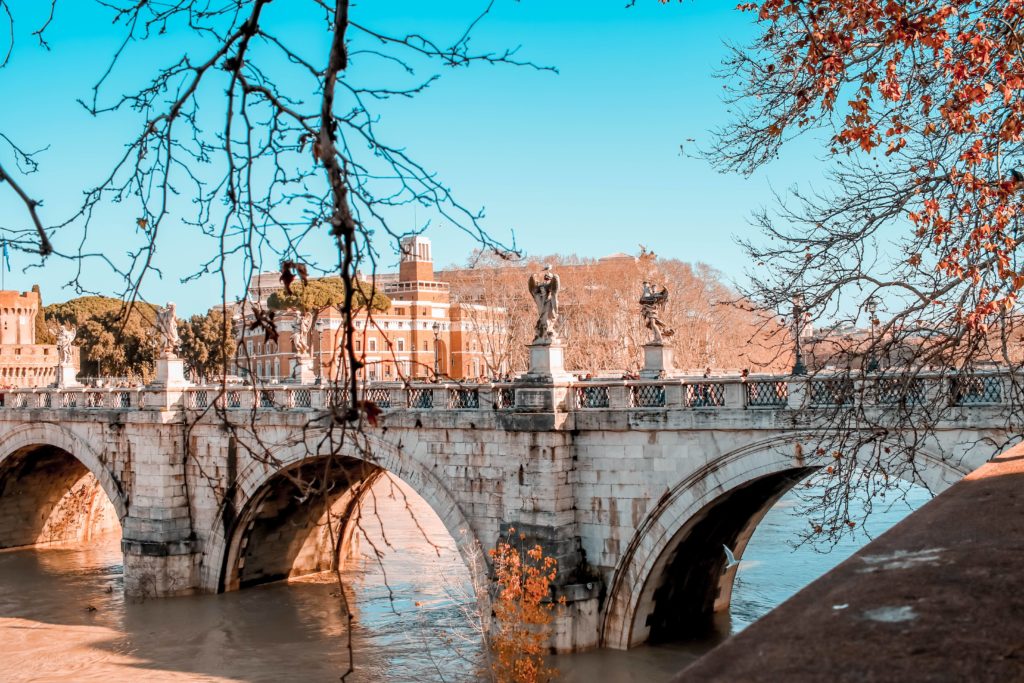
[0,423,126,549]
[601,433,969,650]
[208,430,483,593]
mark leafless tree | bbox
[447,250,789,376]
[700,0,1024,544]
[0,1,553,678]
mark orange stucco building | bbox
[237,237,507,382]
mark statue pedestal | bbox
[54,364,80,388]
[521,342,573,383]
[641,343,674,379]
[154,355,189,387]
[290,356,316,384]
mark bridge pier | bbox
[119,419,200,596]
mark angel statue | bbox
[640,281,674,344]
[56,324,77,366]
[156,302,181,356]
[528,265,560,344]
[293,312,312,357]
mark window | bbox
[273,359,280,378]
[423,341,429,351]
[368,338,377,352]
[397,338,405,352]
[355,339,361,352]
[247,341,253,355]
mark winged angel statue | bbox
[640,281,674,344]
[156,302,181,356]
[56,325,77,366]
[528,265,560,344]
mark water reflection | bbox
[729,482,931,633]
[0,478,929,682]
[0,478,483,683]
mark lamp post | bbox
[314,318,324,383]
[865,295,879,372]
[432,321,441,379]
[792,293,807,376]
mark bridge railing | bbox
[0,370,1014,414]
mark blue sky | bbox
[0,1,827,315]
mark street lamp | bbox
[314,318,325,383]
[865,295,879,372]
[432,321,441,379]
[792,293,807,376]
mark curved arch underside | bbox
[224,455,383,591]
[603,432,973,650]
[0,445,120,549]
[643,467,816,643]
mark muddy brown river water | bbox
[0,478,928,682]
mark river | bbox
[0,477,929,682]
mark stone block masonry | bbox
[0,374,1013,652]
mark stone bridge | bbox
[0,372,1015,652]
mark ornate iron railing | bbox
[809,378,854,407]
[950,376,1002,405]
[685,383,724,408]
[408,388,433,409]
[448,388,479,410]
[746,381,788,407]
[494,387,515,410]
[187,390,209,410]
[324,387,349,408]
[365,387,391,409]
[630,384,666,408]
[876,378,927,404]
[0,371,1014,416]
[575,385,610,409]
[291,389,312,409]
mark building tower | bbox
[399,235,434,283]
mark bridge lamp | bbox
[865,296,880,373]
[792,293,807,376]
[432,321,441,379]
[314,318,325,383]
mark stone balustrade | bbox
[0,370,1012,414]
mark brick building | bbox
[0,289,66,388]
[237,237,507,382]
